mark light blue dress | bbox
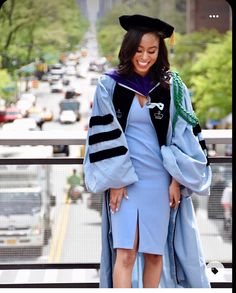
[111,96,171,255]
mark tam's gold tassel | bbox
[169,31,175,47]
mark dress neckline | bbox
[135,95,148,109]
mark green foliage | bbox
[190,31,232,126]
[0,0,88,102]
[0,69,14,101]
[0,0,89,68]
[168,29,222,86]
[97,25,124,65]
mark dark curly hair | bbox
[117,28,171,88]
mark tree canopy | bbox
[0,0,88,69]
[189,31,232,125]
[0,0,88,100]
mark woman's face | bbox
[131,32,160,77]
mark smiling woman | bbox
[131,33,159,77]
[83,14,212,289]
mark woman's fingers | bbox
[170,197,181,209]
[115,194,123,212]
[169,182,181,209]
[109,187,128,213]
[109,194,117,213]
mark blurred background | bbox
[0,0,232,287]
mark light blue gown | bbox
[111,96,171,255]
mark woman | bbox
[84,14,212,288]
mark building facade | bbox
[186,0,232,33]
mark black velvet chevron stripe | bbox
[89,146,128,163]
[193,123,201,136]
[199,139,207,150]
[89,114,113,127]
[89,128,122,145]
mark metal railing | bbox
[0,129,232,288]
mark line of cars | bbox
[42,62,82,94]
[0,93,53,131]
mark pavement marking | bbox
[48,194,71,262]
[14,269,31,284]
[54,197,71,262]
[43,268,58,283]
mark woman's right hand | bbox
[109,187,128,213]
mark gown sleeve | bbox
[161,76,212,197]
[83,75,139,193]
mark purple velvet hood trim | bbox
[105,69,158,97]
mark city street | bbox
[0,3,232,285]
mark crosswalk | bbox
[0,267,232,286]
[0,268,99,285]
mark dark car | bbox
[59,99,81,121]
[65,89,76,99]
[52,145,69,157]
[64,88,81,99]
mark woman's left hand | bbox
[169,178,181,209]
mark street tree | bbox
[190,31,232,126]
[0,0,88,69]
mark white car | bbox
[65,66,77,76]
[16,99,33,116]
[19,93,36,104]
[50,63,65,76]
[48,74,61,85]
[2,118,38,131]
[50,82,63,93]
[59,110,76,124]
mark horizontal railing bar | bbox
[210,282,232,288]
[0,283,100,288]
[0,156,232,165]
[208,156,232,163]
[0,129,232,146]
[0,282,232,288]
[0,262,231,270]
[0,130,87,146]
[0,263,100,270]
[0,158,83,165]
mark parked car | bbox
[0,106,23,123]
[59,110,76,124]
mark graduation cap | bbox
[119,14,174,41]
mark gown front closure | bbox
[111,96,171,255]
